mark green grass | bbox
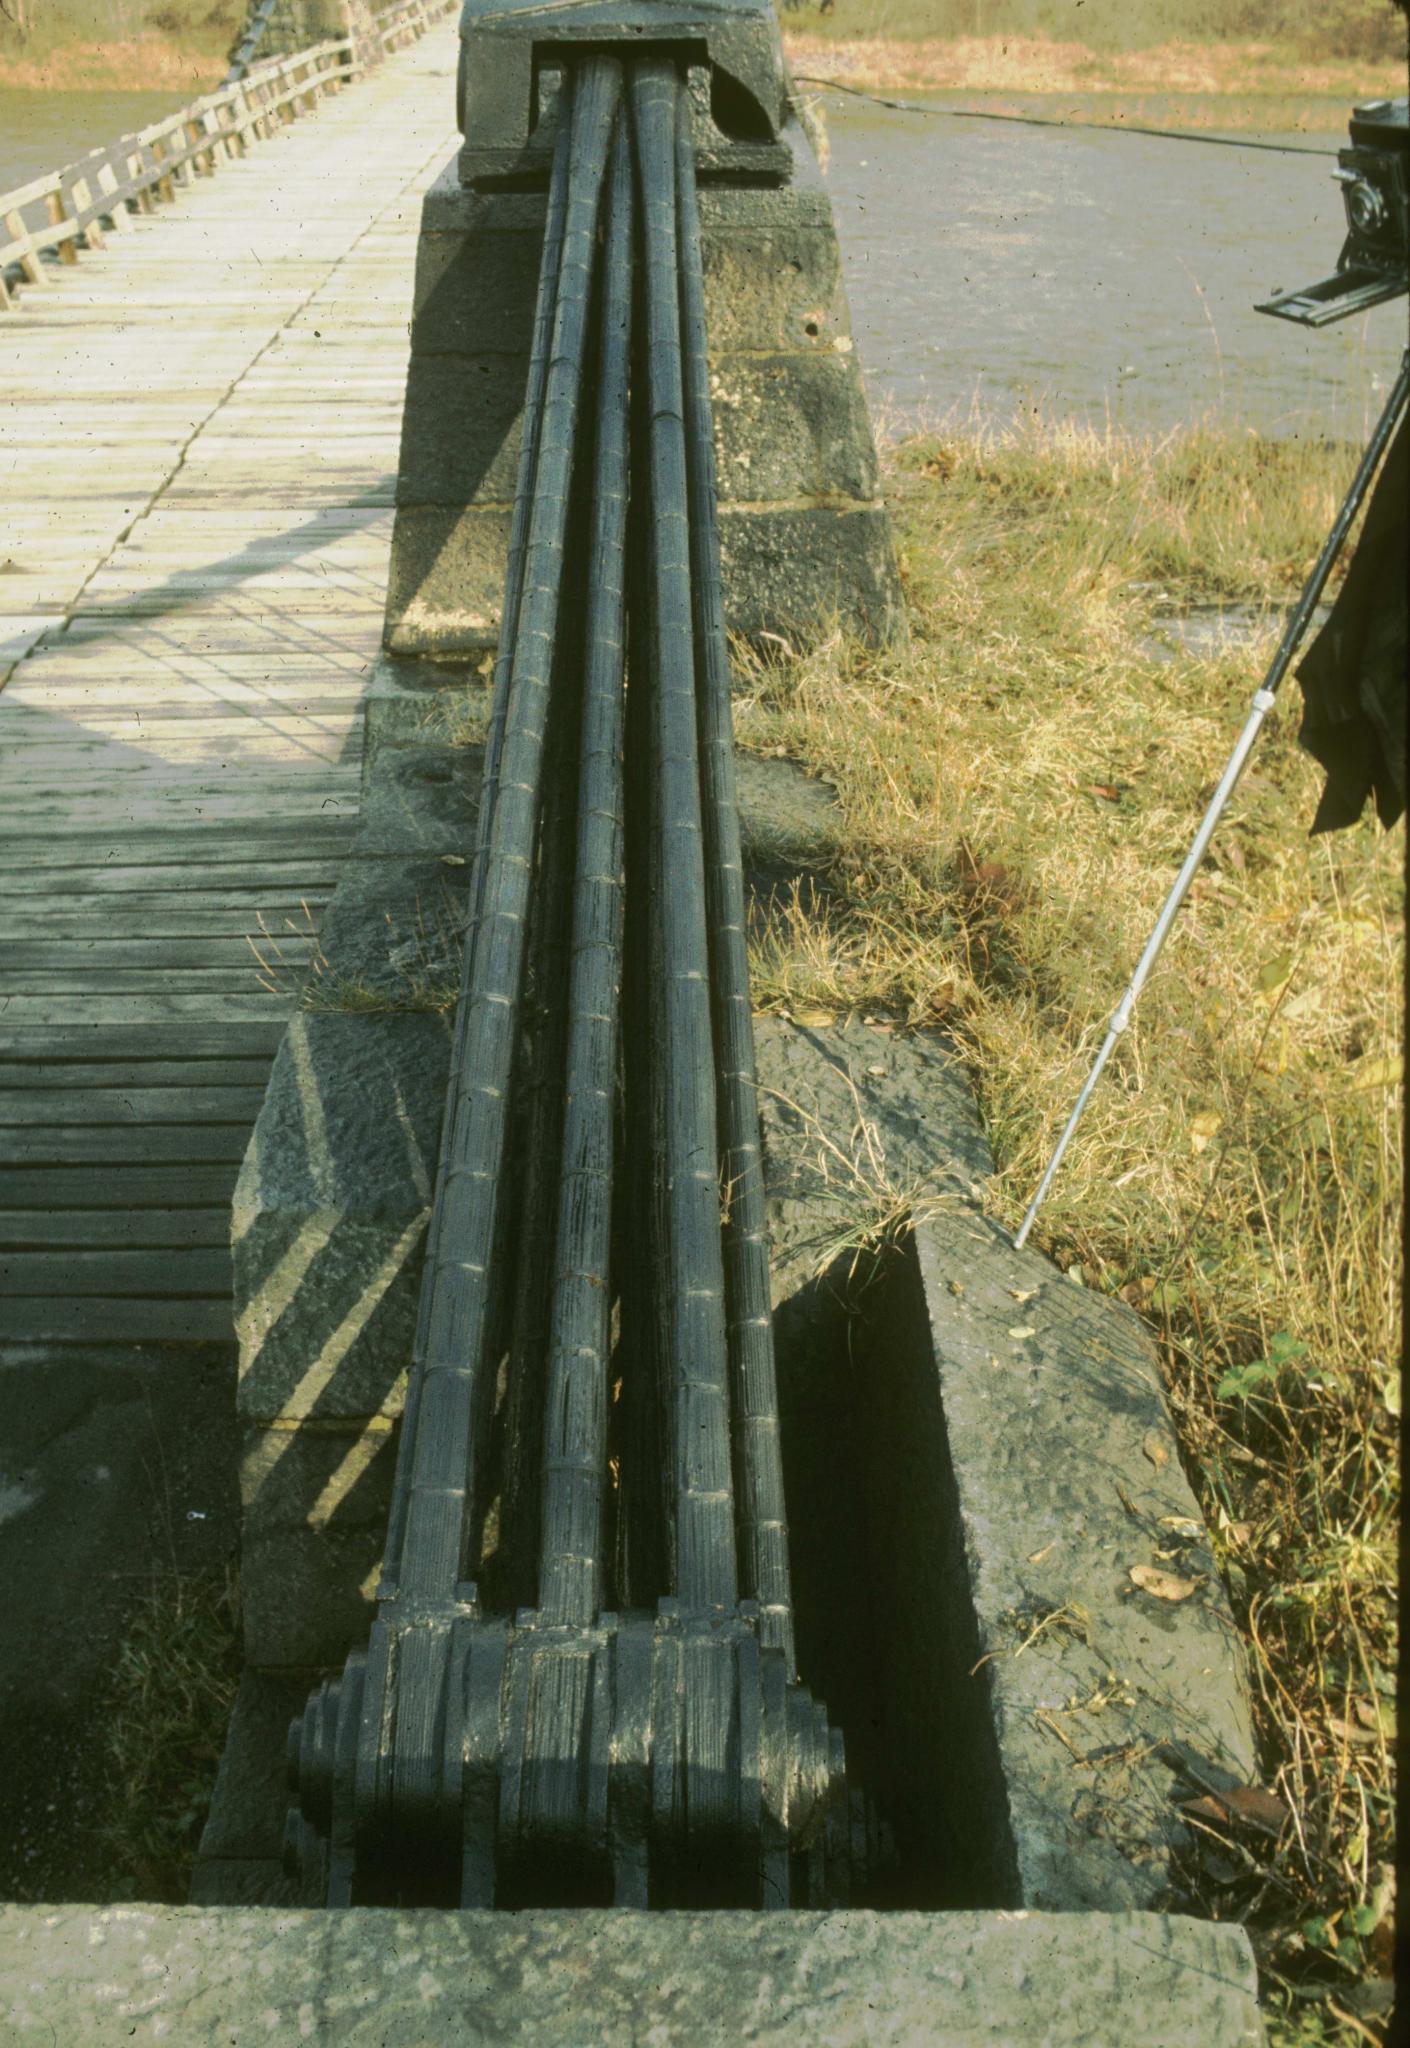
[735,412,1399,2043]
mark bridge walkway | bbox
[0,21,461,1341]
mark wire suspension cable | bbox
[792,75,1336,156]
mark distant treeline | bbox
[781,0,1407,62]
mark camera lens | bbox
[1345,177,1387,234]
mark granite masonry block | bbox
[233,1010,450,1425]
[0,1904,1264,2046]
[394,350,877,509]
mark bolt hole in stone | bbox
[803,318,821,338]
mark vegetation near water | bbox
[736,413,1400,2045]
[781,0,1406,131]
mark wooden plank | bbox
[0,1297,235,1342]
[0,1164,240,1206]
[0,1248,231,1296]
[0,994,294,1024]
[0,1060,272,1090]
[0,1086,269,1125]
[1,940,311,968]
[0,1125,253,1164]
[0,1207,232,1248]
[0,974,296,996]
[12,831,352,869]
[0,911,322,939]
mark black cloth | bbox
[1296,407,1408,833]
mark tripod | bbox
[1014,346,1410,1251]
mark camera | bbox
[1257,96,1408,326]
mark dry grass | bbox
[782,4,1406,133]
[736,413,1400,2042]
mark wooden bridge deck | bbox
[0,23,461,1340]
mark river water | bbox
[0,89,196,194]
[818,92,1403,439]
[2,83,1402,438]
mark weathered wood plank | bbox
[0,1248,232,1296]
[0,1165,241,1206]
[0,1060,272,1090]
[0,1087,269,1125]
[0,1297,236,1341]
[0,1125,253,1164]
[0,1208,232,1247]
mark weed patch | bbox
[92,1569,241,1903]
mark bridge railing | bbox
[0,0,456,312]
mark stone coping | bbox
[0,1904,1263,2046]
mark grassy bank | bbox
[782,2,1406,133]
[737,416,1399,2044]
[0,0,240,91]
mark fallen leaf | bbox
[1027,1542,1056,1565]
[1178,1784,1290,1835]
[1326,1715,1378,1747]
[1351,1052,1403,1092]
[948,1278,965,1298]
[1141,1432,1169,1470]
[1008,1325,1037,1341]
[1180,1794,1233,1828]
[792,1006,834,1026]
[1256,950,1294,996]
[1008,1287,1038,1304]
[1081,782,1121,803]
[1115,1481,1139,1517]
[1129,1564,1198,1602]
[1218,1785,1292,1835]
[1189,1110,1222,1154]
[1355,1698,1395,1737]
[440,853,467,866]
[1159,1516,1203,1540]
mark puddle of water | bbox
[820,94,1403,439]
[1138,599,1333,665]
[0,88,197,194]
